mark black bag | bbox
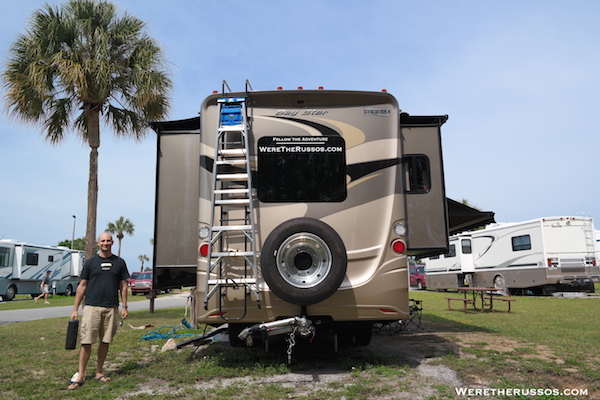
[65,320,79,350]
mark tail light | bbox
[199,243,209,257]
[392,239,406,254]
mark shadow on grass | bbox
[171,315,487,376]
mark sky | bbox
[1,0,599,271]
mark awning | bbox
[447,198,495,235]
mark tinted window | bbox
[445,244,456,258]
[0,248,9,268]
[461,239,472,254]
[26,252,39,266]
[404,154,431,193]
[257,136,346,202]
[512,235,531,251]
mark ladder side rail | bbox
[204,102,225,308]
[240,101,260,303]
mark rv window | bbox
[404,154,431,193]
[512,235,531,251]
[26,252,39,266]
[257,136,346,202]
[461,239,472,254]
[445,244,456,258]
[0,247,9,267]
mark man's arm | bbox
[70,279,88,320]
[120,280,129,319]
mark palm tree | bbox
[106,216,134,257]
[138,254,149,271]
[2,0,171,258]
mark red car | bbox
[130,271,153,295]
[409,263,426,290]
[127,271,141,287]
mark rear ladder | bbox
[203,97,260,318]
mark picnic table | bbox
[445,287,515,313]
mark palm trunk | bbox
[85,107,101,259]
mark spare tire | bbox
[261,218,347,305]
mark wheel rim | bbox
[275,232,332,289]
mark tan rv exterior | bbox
[191,88,448,344]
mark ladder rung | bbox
[217,173,248,181]
[216,159,246,165]
[207,278,257,285]
[215,199,250,205]
[219,149,246,156]
[211,251,255,257]
[219,126,245,132]
[214,188,249,195]
[212,225,253,231]
[217,97,246,104]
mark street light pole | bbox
[71,215,76,249]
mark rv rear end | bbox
[195,88,448,345]
[541,217,598,292]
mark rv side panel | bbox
[401,115,449,257]
[152,118,201,290]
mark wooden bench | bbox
[484,296,516,312]
[445,297,475,313]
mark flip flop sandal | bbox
[96,375,111,382]
[68,381,85,390]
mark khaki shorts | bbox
[80,305,119,345]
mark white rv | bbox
[424,217,599,295]
[0,240,84,301]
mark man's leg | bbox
[96,341,111,381]
[68,344,91,389]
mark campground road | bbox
[0,291,190,324]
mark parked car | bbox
[131,271,152,295]
[127,271,141,287]
[409,262,426,290]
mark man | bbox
[34,270,52,304]
[67,232,129,390]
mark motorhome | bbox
[0,240,84,301]
[150,84,494,349]
[424,216,599,295]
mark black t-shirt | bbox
[80,254,129,307]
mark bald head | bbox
[97,232,114,257]
[98,232,113,242]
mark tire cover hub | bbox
[276,233,332,289]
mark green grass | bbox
[409,289,600,359]
[1,288,599,399]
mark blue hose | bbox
[141,325,196,341]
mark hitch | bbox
[238,316,315,363]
